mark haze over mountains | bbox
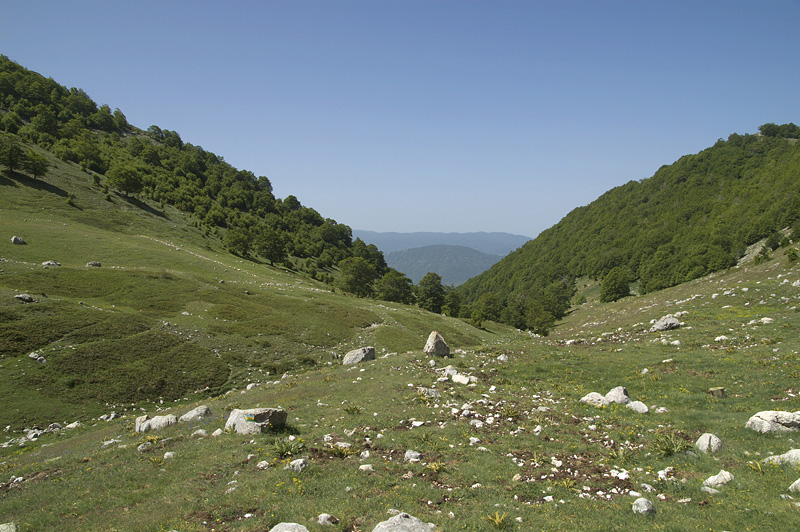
[352,230,530,255]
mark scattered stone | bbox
[580,392,610,408]
[256,460,270,470]
[423,331,451,357]
[246,382,260,390]
[715,335,729,342]
[179,405,212,423]
[134,414,177,433]
[225,408,287,434]
[14,294,35,303]
[191,429,208,438]
[496,354,508,363]
[342,347,375,366]
[359,464,374,472]
[64,421,82,430]
[404,450,422,462]
[416,387,441,400]
[762,449,800,466]
[137,442,152,452]
[212,428,223,437]
[649,314,681,332]
[11,236,25,245]
[285,458,308,473]
[318,514,339,526]
[86,261,101,267]
[372,512,436,532]
[695,433,722,453]
[701,486,720,495]
[41,260,61,267]
[605,386,631,405]
[451,374,472,385]
[268,524,309,532]
[626,401,649,414]
[703,470,733,489]
[745,411,800,434]
[631,498,656,515]
[163,452,175,459]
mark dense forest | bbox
[0,55,420,296]
[458,123,800,332]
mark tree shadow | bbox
[117,193,169,219]
[2,170,68,197]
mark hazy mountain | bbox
[352,230,530,256]
[385,245,502,286]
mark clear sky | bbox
[1,1,798,236]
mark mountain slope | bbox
[385,244,501,285]
[459,127,800,330]
[352,229,530,255]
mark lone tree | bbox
[417,272,445,314]
[105,163,142,196]
[0,133,25,173]
[22,149,49,180]
[600,266,632,303]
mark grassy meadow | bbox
[2,149,800,531]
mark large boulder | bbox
[268,524,309,532]
[696,433,722,453]
[649,315,681,332]
[135,414,177,433]
[371,512,436,532]
[225,408,287,434]
[762,449,800,466]
[745,411,800,434]
[179,405,212,423]
[342,347,375,365]
[423,331,450,357]
[605,386,631,405]
[631,498,656,515]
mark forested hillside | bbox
[459,125,800,332]
[0,55,388,279]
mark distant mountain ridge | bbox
[385,245,502,286]
[352,230,530,255]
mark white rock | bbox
[451,374,471,385]
[372,512,437,532]
[745,411,800,434]
[404,450,422,462]
[626,401,649,414]
[423,331,450,357]
[0,523,17,532]
[762,449,800,466]
[212,428,223,437]
[268,524,309,532]
[256,460,270,470]
[225,408,287,434]
[701,486,720,495]
[191,429,208,438]
[605,386,631,405]
[318,513,339,526]
[650,315,681,332]
[342,347,375,365]
[703,470,733,488]
[580,392,610,408]
[163,452,175,459]
[695,433,722,453]
[135,414,177,433]
[179,405,212,423]
[359,464,374,472]
[285,458,308,473]
[715,336,729,342]
[631,497,656,515]
[789,478,800,493]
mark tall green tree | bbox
[336,257,378,297]
[375,269,415,304]
[22,148,48,180]
[254,224,286,265]
[417,272,445,314]
[0,133,24,172]
[105,163,142,196]
[600,266,632,302]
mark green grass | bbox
[4,146,800,531]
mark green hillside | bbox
[459,125,800,332]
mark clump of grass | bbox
[652,431,691,457]
[274,437,305,458]
[343,403,363,415]
[482,511,511,529]
[329,445,358,458]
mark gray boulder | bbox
[626,401,649,414]
[0,522,17,532]
[605,386,631,405]
[268,525,309,532]
[423,331,450,357]
[631,498,656,515]
[342,347,375,366]
[372,512,436,532]
[10,236,25,245]
[649,315,681,332]
[225,408,287,434]
[135,414,177,433]
[789,478,800,493]
[703,470,733,488]
[285,458,309,473]
[745,411,800,434]
[179,405,212,423]
[695,433,722,453]
[580,392,610,408]
[404,450,422,462]
[762,449,800,466]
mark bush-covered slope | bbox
[459,126,800,330]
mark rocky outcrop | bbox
[179,405,212,423]
[134,414,177,433]
[745,411,800,434]
[649,314,681,332]
[225,408,287,434]
[423,331,450,357]
[342,347,375,365]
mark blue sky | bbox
[2,1,798,236]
